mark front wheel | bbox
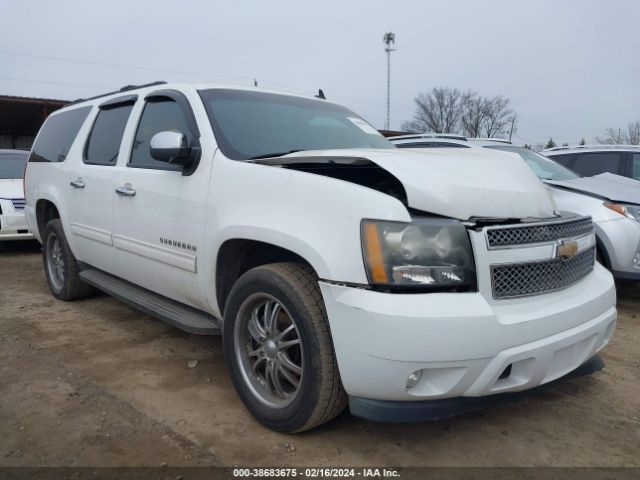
[223,262,347,432]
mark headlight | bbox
[361,219,476,289]
[604,202,640,222]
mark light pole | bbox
[383,32,396,130]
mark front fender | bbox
[204,155,411,315]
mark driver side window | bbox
[130,98,191,169]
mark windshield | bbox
[485,145,580,181]
[199,89,394,160]
[0,152,28,179]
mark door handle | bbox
[70,178,85,189]
[115,183,136,197]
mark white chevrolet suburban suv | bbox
[25,82,616,432]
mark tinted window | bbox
[486,145,579,181]
[632,154,640,180]
[572,152,624,176]
[0,152,29,179]
[130,99,191,169]
[85,104,134,165]
[199,89,393,160]
[29,106,91,163]
[547,154,574,168]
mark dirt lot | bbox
[1,241,639,467]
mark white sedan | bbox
[0,149,33,241]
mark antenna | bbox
[315,89,326,100]
[383,32,396,130]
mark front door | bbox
[112,91,212,310]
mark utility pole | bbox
[383,32,395,130]
[508,116,516,141]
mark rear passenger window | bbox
[29,106,91,163]
[129,98,191,169]
[84,104,134,165]
[572,152,624,176]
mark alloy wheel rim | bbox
[46,234,65,291]
[234,293,303,408]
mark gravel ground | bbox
[1,241,639,467]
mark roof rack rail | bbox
[469,137,511,144]
[543,144,640,152]
[389,133,468,141]
[70,81,167,105]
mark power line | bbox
[0,75,113,92]
[0,48,419,114]
[0,48,253,83]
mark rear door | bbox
[64,96,136,273]
[111,89,213,310]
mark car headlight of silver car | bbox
[604,202,640,222]
[361,218,476,289]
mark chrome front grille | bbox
[486,217,593,248]
[491,247,595,299]
[11,198,26,211]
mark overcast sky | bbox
[1,0,638,146]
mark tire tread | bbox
[263,262,347,432]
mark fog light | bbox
[406,370,422,389]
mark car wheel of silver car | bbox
[42,219,94,301]
[223,262,347,432]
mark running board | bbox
[79,268,221,335]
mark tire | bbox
[223,262,347,432]
[42,219,94,301]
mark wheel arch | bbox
[215,238,319,316]
[35,199,61,240]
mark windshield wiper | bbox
[249,149,305,160]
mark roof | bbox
[59,81,340,112]
[542,144,640,154]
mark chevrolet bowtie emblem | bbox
[556,240,578,259]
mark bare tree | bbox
[403,88,517,138]
[481,95,514,138]
[597,121,640,145]
[628,122,640,145]
[460,93,485,137]
[402,87,467,133]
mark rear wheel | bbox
[42,219,94,300]
[223,262,347,432]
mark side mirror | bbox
[149,131,196,166]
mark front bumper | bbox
[349,355,604,422]
[0,209,33,241]
[319,263,616,402]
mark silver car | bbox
[390,135,640,281]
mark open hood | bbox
[546,172,640,205]
[258,148,556,221]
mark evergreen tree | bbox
[579,138,586,145]
[545,138,557,149]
